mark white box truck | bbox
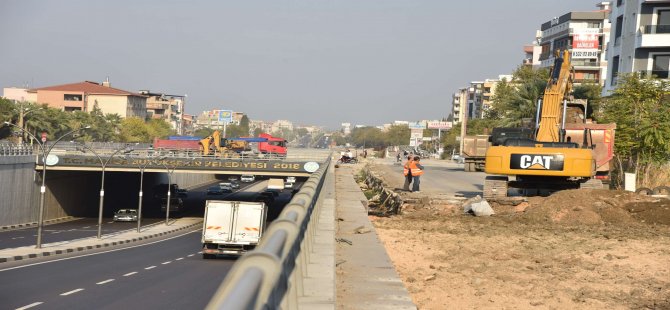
[201,200,267,258]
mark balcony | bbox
[637,25,670,48]
[572,60,600,68]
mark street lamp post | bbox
[74,143,133,239]
[160,162,176,226]
[13,100,42,144]
[3,121,90,248]
[135,158,154,233]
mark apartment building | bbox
[27,80,147,118]
[538,2,612,86]
[140,90,185,134]
[196,109,235,129]
[451,88,468,124]
[523,30,543,68]
[603,0,670,94]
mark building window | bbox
[614,15,623,44]
[64,94,82,101]
[652,55,670,78]
[611,56,620,86]
[616,0,623,7]
[657,9,670,34]
[63,107,82,112]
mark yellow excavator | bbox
[483,50,606,199]
[200,130,249,157]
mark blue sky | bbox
[0,0,600,129]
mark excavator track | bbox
[483,176,509,199]
[579,178,604,190]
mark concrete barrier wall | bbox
[0,156,39,226]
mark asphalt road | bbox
[0,229,234,310]
[379,157,486,197]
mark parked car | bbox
[240,174,255,183]
[177,189,188,198]
[113,209,138,222]
[207,186,224,195]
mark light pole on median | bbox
[74,143,133,239]
[135,157,154,233]
[159,157,176,226]
[3,122,90,248]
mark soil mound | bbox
[491,189,670,226]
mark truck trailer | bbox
[201,200,267,258]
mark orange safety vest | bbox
[403,160,413,176]
[409,161,424,176]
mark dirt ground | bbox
[365,163,670,310]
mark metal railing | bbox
[643,24,670,34]
[0,142,33,156]
[206,154,331,309]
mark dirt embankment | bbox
[364,163,670,310]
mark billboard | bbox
[217,110,233,123]
[427,121,452,130]
[572,31,599,49]
[408,122,426,129]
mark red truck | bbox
[258,133,287,157]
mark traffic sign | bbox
[41,132,47,143]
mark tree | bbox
[599,73,670,187]
[194,127,215,138]
[146,119,174,139]
[384,125,410,146]
[573,83,603,120]
[239,115,250,136]
[119,117,152,142]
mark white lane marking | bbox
[145,266,156,270]
[176,257,184,261]
[107,222,114,224]
[82,226,90,229]
[15,302,43,310]
[197,251,203,254]
[0,230,201,272]
[68,229,77,231]
[123,272,138,277]
[60,288,84,296]
[96,279,115,285]
[51,231,61,234]
[12,236,25,240]
[187,254,195,257]
[161,261,171,265]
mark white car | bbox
[113,209,138,222]
[241,175,255,183]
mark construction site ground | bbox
[362,158,670,310]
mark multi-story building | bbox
[468,81,484,119]
[26,80,147,118]
[523,30,543,68]
[482,75,513,116]
[249,119,273,134]
[271,120,294,133]
[341,123,351,135]
[538,2,612,86]
[451,88,468,124]
[196,109,235,129]
[2,87,37,102]
[603,0,670,94]
[139,90,185,134]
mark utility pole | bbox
[459,99,469,157]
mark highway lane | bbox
[378,157,486,197]
[0,218,165,250]
[0,229,234,310]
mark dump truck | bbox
[462,135,490,172]
[201,200,267,258]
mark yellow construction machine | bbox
[483,50,609,199]
[200,130,248,157]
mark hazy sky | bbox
[1,0,599,129]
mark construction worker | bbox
[402,155,413,191]
[410,156,424,193]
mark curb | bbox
[1,216,78,231]
[0,220,202,264]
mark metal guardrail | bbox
[0,142,33,156]
[206,154,332,309]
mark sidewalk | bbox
[0,217,202,263]
[334,164,416,309]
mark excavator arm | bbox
[536,50,573,143]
